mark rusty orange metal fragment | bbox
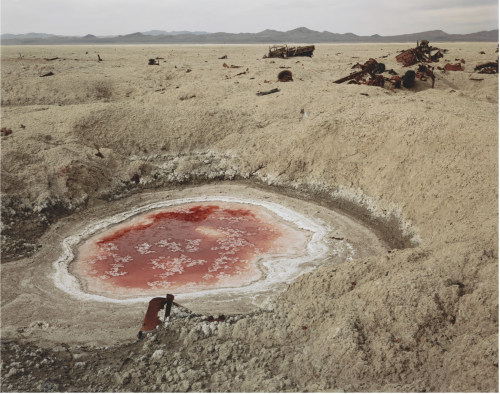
[444,63,463,71]
[138,294,175,338]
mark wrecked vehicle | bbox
[333,58,395,88]
[333,58,385,84]
[396,40,445,67]
[474,61,498,74]
[333,58,403,89]
[333,57,432,89]
[264,44,315,59]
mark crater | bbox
[50,185,391,313]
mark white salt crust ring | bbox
[51,197,331,304]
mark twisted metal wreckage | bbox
[333,40,444,89]
[264,44,315,59]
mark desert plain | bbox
[1,43,498,392]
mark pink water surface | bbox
[73,202,309,297]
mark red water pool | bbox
[73,202,309,297]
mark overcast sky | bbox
[1,0,498,36]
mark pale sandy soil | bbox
[1,43,498,392]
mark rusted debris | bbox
[334,57,429,89]
[264,44,315,59]
[278,70,293,82]
[256,88,280,96]
[333,58,379,84]
[1,128,13,136]
[469,78,484,81]
[97,54,102,62]
[222,63,242,68]
[474,61,498,74]
[186,69,192,73]
[20,124,26,129]
[365,75,385,87]
[207,315,225,322]
[444,63,463,71]
[131,174,140,184]
[95,150,104,159]
[235,71,247,76]
[416,65,436,88]
[219,55,227,59]
[396,40,444,66]
[40,72,55,77]
[479,51,486,54]
[402,70,416,88]
[138,294,175,339]
[44,57,59,61]
[352,61,385,73]
[389,76,402,89]
[148,58,159,65]
[454,58,466,63]
[334,58,387,87]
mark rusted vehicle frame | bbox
[474,61,498,74]
[265,45,315,59]
[334,57,434,89]
[333,58,379,84]
[396,40,445,67]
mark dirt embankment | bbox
[1,43,498,392]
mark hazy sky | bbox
[2,0,498,36]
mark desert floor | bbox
[1,43,498,392]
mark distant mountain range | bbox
[1,27,498,44]
[141,30,209,36]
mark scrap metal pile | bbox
[333,58,416,89]
[396,40,445,67]
[264,44,315,59]
[333,41,450,90]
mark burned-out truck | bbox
[264,44,315,59]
